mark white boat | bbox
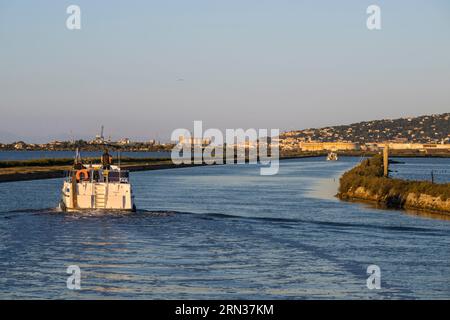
[59,152,136,212]
[326,152,338,161]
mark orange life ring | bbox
[75,169,89,181]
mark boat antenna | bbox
[118,150,121,180]
[74,148,81,164]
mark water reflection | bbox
[0,157,449,299]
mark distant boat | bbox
[326,152,338,161]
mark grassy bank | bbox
[337,155,450,213]
[0,157,181,183]
[0,153,314,183]
[2,152,449,186]
[0,157,172,168]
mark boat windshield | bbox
[67,169,130,183]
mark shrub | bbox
[339,155,450,201]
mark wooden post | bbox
[71,172,78,208]
[383,144,389,177]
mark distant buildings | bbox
[91,125,106,144]
[178,135,211,147]
[278,140,450,153]
[1,114,448,154]
[299,141,358,152]
[374,142,450,152]
[117,138,131,145]
[278,113,449,153]
[0,136,172,152]
[14,142,25,150]
[280,113,449,145]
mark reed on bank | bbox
[338,154,450,212]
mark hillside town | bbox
[278,113,450,154]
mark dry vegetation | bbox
[339,154,450,203]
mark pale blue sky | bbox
[0,0,449,142]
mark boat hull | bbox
[59,201,136,212]
[61,181,135,212]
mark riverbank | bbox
[0,152,336,183]
[1,151,450,183]
[0,158,208,183]
[337,155,450,215]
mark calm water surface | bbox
[390,157,450,183]
[0,151,170,161]
[0,157,449,299]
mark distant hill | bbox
[281,113,450,144]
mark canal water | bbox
[0,157,449,299]
[390,157,450,184]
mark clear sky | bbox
[0,0,449,142]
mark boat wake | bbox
[1,207,444,235]
[2,207,177,218]
[177,211,445,235]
